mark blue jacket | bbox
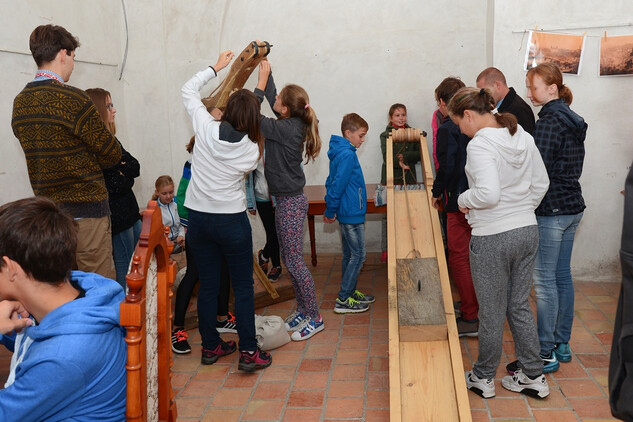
[324,134,366,224]
[0,271,127,421]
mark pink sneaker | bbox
[238,347,272,372]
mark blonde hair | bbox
[279,84,321,163]
[526,62,573,105]
[152,175,174,200]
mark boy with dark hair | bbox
[325,113,375,313]
[0,196,126,421]
[12,24,121,279]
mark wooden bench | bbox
[386,128,471,421]
[121,201,177,421]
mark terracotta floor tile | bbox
[576,309,608,321]
[178,379,222,397]
[339,336,369,350]
[172,356,201,372]
[335,349,368,364]
[470,409,492,421]
[270,350,303,365]
[252,381,291,400]
[332,364,366,380]
[342,324,370,337]
[364,409,390,422]
[532,409,578,422]
[293,372,329,389]
[488,396,531,418]
[298,358,333,372]
[558,378,604,397]
[241,399,284,420]
[576,353,611,369]
[192,363,230,380]
[210,388,252,407]
[288,389,325,407]
[343,314,371,325]
[527,388,568,409]
[370,342,389,357]
[171,371,193,389]
[570,338,608,354]
[567,397,613,418]
[260,365,296,381]
[200,407,242,421]
[327,380,365,397]
[175,396,212,418]
[324,397,365,419]
[366,390,390,409]
[305,342,338,357]
[554,361,591,379]
[369,356,389,371]
[367,371,389,390]
[222,371,259,388]
[282,408,323,422]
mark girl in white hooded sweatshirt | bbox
[181,50,271,372]
[448,87,550,400]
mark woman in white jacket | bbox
[448,87,550,399]
[181,51,270,372]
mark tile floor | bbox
[0,252,619,421]
[170,253,620,422]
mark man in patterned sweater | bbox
[11,24,122,280]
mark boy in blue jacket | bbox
[324,113,376,314]
[0,196,126,421]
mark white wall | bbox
[0,0,628,278]
[492,0,633,278]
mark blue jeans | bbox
[533,212,583,355]
[112,219,142,290]
[186,209,256,351]
[339,223,366,301]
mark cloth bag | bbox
[255,314,290,351]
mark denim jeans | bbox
[533,212,583,355]
[339,223,366,301]
[186,209,256,352]
[112,219,142,290]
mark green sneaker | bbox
[334,297,369,314]
[351,289,375,304]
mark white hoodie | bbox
[457,125,549,236]
[181,67,259,214]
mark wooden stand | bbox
[121,201,177,421]
[202,40,272,110]
[386,128,471,421]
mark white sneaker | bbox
[284,310,306,331]
[465,370,495,398]
[501,369,549,399]
[290,315,324,341]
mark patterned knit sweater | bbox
[12,80,122,218]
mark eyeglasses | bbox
[106,103,115,110]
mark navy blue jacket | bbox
[431,117,471,213]
[534,99,587,216]
[324,135,366,224]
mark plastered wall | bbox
[1,0,629,278]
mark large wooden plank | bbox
[393,189,436,259]
[400,341,459,421]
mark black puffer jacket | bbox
[103,139,140,235]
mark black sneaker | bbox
[456,317,479,337]
[239,347,272,372]
[257,249,269,274]
[201,340,237,365]
[506,352,559,375]
[351,289,375,304]
[268,266,282,281]
[171,328,192,354]
[334,297,369,314]
[216,312,237,333]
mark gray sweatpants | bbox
[470,225,544,379]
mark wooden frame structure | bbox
[386,128,471,421]
[121,201,177,421]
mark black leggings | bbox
[173,235,231,327]
[256,200,281,267]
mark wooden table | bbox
[304,184,386,266]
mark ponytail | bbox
[279,84,322,162]
[448,87,518,135]
[527,62,573,105]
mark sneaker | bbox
[506,352,559,375]
[257,249,269,274]
[291,315,325,341]
[268,266,282,281]
[284,310,307,331]
[171,328,192,354]
[201,340,236,365]
[501,369,549,399]
[334,297,369,314]
[540,351,560,373]
[238,347,272,372]
[554,343,572,362]
[216,312,237,333]
[380,251,387,263]
[465,370,495,398]
[456,317,479,337]
[351,289,375,304]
